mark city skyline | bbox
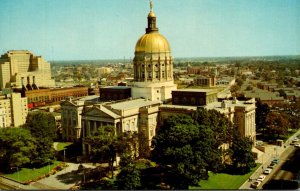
[0,0,299,61]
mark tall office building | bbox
[0,93,28,127]
[131,1,177,101]
[0,50,55,90]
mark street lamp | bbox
[11,166,20,188]
[48,159,51,174]
[63,149,66,162]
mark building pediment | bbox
[83,105,120,119]
[61,100,77,107]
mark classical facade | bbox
[80,98,162,155]
[131,2,177,101]
[0,50,55,90]
[0,93,28,127]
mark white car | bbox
[295,143,300,148]
[257,175,266,182]
[292,137,299,142]
[263,168,272,174]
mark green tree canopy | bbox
[84,125,118,178]
[151,114,223,189]
[229,129,256,174]
[265,112,290,138]
[0,128,37,171]
[24,111,56,166]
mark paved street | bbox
[240,129,300,189]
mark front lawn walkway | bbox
[190,164,260,189]
[3,161,63,183]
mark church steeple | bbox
[146,0,158,33]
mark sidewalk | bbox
[239,129,300,189]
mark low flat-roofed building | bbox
[172,89,219,106]
[15,86,89,105]
[194,76,216,87]
[100,86,131,101]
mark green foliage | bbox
[152,114,223,189]
[151,108,241,189]
[116,158,155,190]
[229,130,256,174]
[24,111,56,166]
[116,164,142,189]
[193,108,234,146]
[256,100,270,135]
[190,164,260,189]
[84,125,117,178]
[265,112,290,138]
[0,128,37,171]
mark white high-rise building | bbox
[0,50,55,90]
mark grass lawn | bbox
[190,164,260,190]
[4,161,62,183]
[56,142,73,151]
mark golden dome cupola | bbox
[131,0,177,101]
[146,0,158,33]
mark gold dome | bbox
[135,32,171,53]
[148,11,156,18]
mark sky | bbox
[0,0,299,61]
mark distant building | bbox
[15,86,89,106]
[0,50,55,90]
[243,88,284,106]
[0,92,28,127]
[193,76,216,87]
[172,89,219,106]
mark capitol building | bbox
[61,1,256,157]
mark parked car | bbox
[295,143,300,148]
[263,168,272,174]
[251,181,262,188]
[257,175,266,182]
[272,158,280,164]
[292,137,299,142]
[268,163,276,169]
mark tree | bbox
[151,114,216,189]
[256,100,270,136]
[265,112,290,138]
[84,125,118,178]
[192,108,234,147]
[116,158,154,190]
[24,111,56,166]
[0,128,37,172]
[230,84,241,96]
[229,129,256,174]
[116,164,142,189]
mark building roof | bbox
[109,98,162,110]
[101,86,131,90]
[173,89,218,93]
